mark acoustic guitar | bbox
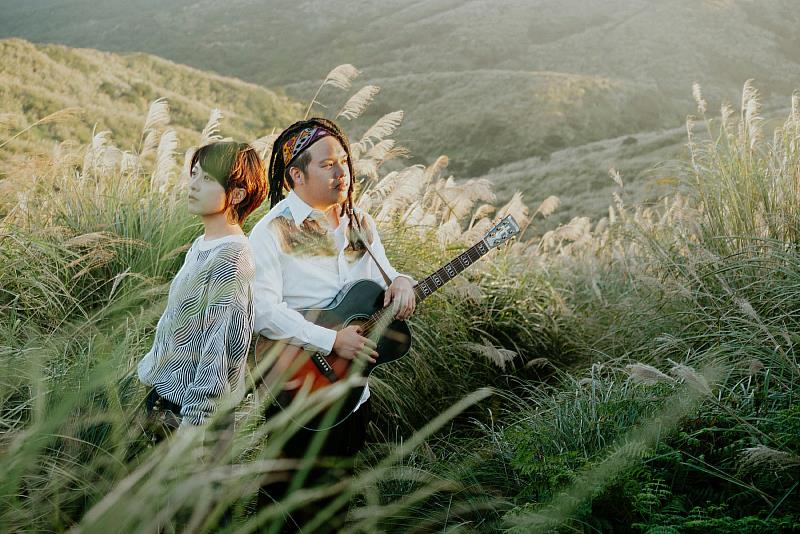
[252,215,520,429]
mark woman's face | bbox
[187,161,227,216]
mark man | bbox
[249,117,416,457]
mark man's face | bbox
[294,136,350,209]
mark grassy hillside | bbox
[2,0,798,174]
[0,38,301,172]
[1,76,798,531]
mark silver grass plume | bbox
[178,148,193,187]
[462,339,516,371]
[525,358,551,369]
[741,79,763,150]
[740,444,800,471]
[535,195,560,218]
[423,155,450,183]
[354,158,379,181]
[497,192,530,231]
[439,178,495,222]
[437,216,463,245]
[337,85,380,120]
[720,102,736,136]
[141,98,170,157]
[609,168,624,189]
[151,129,178,192]
[82,131,121,175]
[625,363,674,385]
[553,216,591,242]
[375,165,427,221]
[199,108,224,146]
[322,64,360,90]
[366,139,409,163]
[352,111,404,156]
[472,203,496,222]
[692,82,707,115]
[304,64,361,119]
[668,360,712,396]
[251,133,279,161]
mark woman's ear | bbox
[229,187,246,206]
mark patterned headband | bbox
[282,126,333,166]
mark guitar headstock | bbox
[484,215,520,248]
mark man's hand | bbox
[333,325,378,364]
[383,276,416,320]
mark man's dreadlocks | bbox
[267,118,362,236]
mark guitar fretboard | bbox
[413,240,490,303]
[361,239,491,334]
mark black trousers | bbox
[259,399,372,532]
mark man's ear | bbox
[288,166,304,186]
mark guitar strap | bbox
[352,220,393,288]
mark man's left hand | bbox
[383,276,416,320]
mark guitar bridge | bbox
[311,352,339,383]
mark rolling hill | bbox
[0,38,301,172]
[2,0,798,174]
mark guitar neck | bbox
[361,239,491,335]
[413,239,491,303]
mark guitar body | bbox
[252,279,411,428]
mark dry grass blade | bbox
[0,107,84,149]
[337,85,380,120]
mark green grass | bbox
[1,76,799,531]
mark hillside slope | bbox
[0,38,301,170]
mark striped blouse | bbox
[138,234,254,426]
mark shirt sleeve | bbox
[180,245,254,427]
[249,223,338,355]
[363,213,416,289]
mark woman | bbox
[138,141,267,434]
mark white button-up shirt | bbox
[249,191,412,407]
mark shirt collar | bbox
[285,190,314,228]
[285,190,349,230]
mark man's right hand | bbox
[332,325,378,364]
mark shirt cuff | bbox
[303,322,338,355]
[392,273,416,284]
